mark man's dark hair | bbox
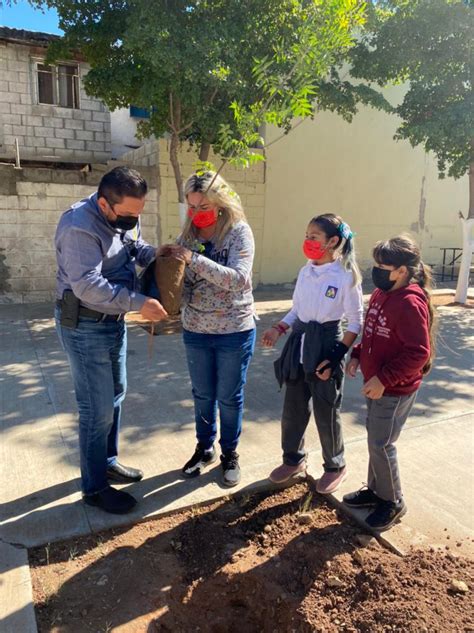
[98,166,147,205]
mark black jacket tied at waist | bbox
[274,318,342,388]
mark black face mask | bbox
[372,266,396,291]
[110,215,139,232]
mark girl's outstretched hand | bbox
[261,328,280,348]
[361,375,385,399]
[346,358,359,377]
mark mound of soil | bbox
[30,483,473,632]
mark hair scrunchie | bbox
[338,222,353,240]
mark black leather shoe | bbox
[83,486,137,514]
[106,462,144,483]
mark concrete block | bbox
[1,70,19,83]
[86,141,105,152]
[72,109,92,121]
[22,115,43,127]
[33,126,53,137]
[7,81,29,95]
[45,137,66,149]
[31,277,56,291]
[24,222,57,237]
[42,116,66,129]
[19,93,32,105]
[53,199,73,214]
[67,139,85,150]
[16,182,47,197]
[6,59,26,72]
[15,210,47,225]
[92,111,109,123]
[75,130,93,141]
[0,101,12,114]
[54,128,75,140]
[85,120,103,132]
[0,196,20,210]
[23,289,55,302]
[4,134,25,146]
[27,197,55,212]
[0,223,21,237]
[1,113,21,125]
[30,137,46,148]
[65,119,84,130]
[44,184,71,197]
[94,131,108,142]
[81,98,102,112]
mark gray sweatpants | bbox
[366,392,417,502]
[281,367,345,471]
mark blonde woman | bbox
[168,172,256,487]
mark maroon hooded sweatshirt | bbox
[351,283,431,396]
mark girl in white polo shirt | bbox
[262,213,363,494]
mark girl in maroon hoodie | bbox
[344,236,435,531]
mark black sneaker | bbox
[221,450,240,487]
[343,487,380,508]
[366,498,407,531]
[83,486,137,514]
[182,444,217,478]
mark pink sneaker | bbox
[316,467,347,494]
[269,461,306,484]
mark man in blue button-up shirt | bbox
[55,166,167,514]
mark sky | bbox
[0,1,62,34]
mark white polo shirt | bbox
[282,260,363,335]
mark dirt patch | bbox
[30,483,473,632]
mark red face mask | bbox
[188,208,217,229]
[303,239,327,260]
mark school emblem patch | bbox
[325,286,338,299]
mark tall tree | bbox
[27,0,366,207]
[348,0,473,301]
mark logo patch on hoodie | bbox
[325,286,338,299]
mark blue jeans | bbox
[55,308,126,495]
[183,328,256,453]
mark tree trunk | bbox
[199,141,211,162]
[169,131,186,226]
[454,161,474,303]
[469,158,474,219]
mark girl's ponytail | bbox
[414,260,436,374]
[341,232,362,287]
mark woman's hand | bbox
[361,375,385,399]
[315,360,332,381]
[166,245,193,264]
[346,358,360,377]
[261,327,280,348]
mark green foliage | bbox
[349,0,474,180]
[26,0,367,171]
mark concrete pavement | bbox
[1,292,473,631]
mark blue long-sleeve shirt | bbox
[55,192,156,314]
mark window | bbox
[36,62,80,108]
[130,105,150,119]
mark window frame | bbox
[32,58,81,109]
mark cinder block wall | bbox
[121,139,266,286]
[0,40,111,163]
[0,164,158,304]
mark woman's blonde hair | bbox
[180,171,247,247]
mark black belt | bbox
[56,300,124,322]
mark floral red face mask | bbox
[303,239,326,260]
[188,208,217,229]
